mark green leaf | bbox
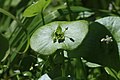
[118,71,120,79]
[96,16,120,56]
[77,11,94,19]
[105,67,119,80]
[0,34,9,61]
[22,71,32,77]
[30,21,88,55]
[69,22,120,71]
[0,8,22,26]
[70,6,91,12]
[85,62,101,68]
[23,0,51,17]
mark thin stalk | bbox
[109,68,120,80]
[23,35,30,53]
[0,8,28,46]
[41,9,45,25]
[16,75,20,80]
[0,8,23,27]
[76,58,87,80]
[66,0,72,21]
[61,50,65,77]
[9,18,30,47]
[61,65,65,77]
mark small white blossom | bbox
[35,64,39,66]
[14,70,20,74]
[101,35,113,44]
[68,75,71,78]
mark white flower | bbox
[101,35,113,44]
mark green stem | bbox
[61,50,65,77]
[23,33,30,53]
[0,8,23,27]
[16,75,20,80]
[41,9,45,25]
[0,8,27,41]
[66,0,72,21]
[76,58,87,80]
[61,66,65,77]
[109,68,120,80]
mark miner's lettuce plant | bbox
[0,0,120,80]
[29,17,120,80]
[30,21,88,55]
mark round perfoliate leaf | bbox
[30,21,88,55]
[96,16,120,56]
[69,22,120,71]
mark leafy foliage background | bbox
[0,0,120,80]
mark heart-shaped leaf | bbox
[69,22,120,71]
[30,21,88,55]
[96,16,120,56]
[23,0,51,17]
